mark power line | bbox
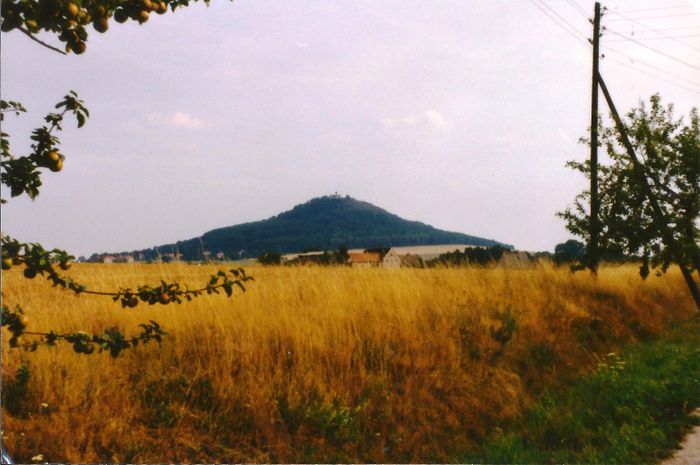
[615,25,700,34]
[604,12,700,22]
[603,44,700,88]
[563,0,589,18]
[602,44,700,89]
[604,28,700,72]
[606,10,700,52]
[606,33,700,42]
[613,4,694,15]
[525,2,700,94]
[605,56,700,95]
[527,0,590,46]
[530,0,589,43]
[535,0,589,38]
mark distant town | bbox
[81,243,532,268]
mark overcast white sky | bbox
[2,0,699,256]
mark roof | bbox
[399,255,424,267]
[348,252,382,262]
[386,244,483,256]
[297,251,325,257]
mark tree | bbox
[258,250,282,265]
[1,0,251,357]
[559,95,699,308]
[426,246,507,267]
[553,239,586,266]
[337,244,350,263]
[0,0,202,55]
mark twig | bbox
[17,26,67,55]
[79,281,241,297]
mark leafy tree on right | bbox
[558,95,699,307]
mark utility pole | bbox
[583,3,700,311]
[589,1,601,274]
[597,74,700,311]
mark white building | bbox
[382,244,484,268]
[281,253,300,263]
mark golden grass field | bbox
[1,262,696,462]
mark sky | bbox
[2,0,699,257]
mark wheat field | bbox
[1,262,695,462]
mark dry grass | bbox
[1,262,695,462]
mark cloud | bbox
[147,111,208,129]
[424,110,447,129]
[380,110,448,131]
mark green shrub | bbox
[3,364,31,418]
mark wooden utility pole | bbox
[589,1,601,274]
[582,2,700,311]
[597,74,700,311]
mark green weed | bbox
[464,322,700,463]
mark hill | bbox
[123,195,511,260]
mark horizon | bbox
[86,193,516,258]
[2,0,698,257]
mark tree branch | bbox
[17,27,67,55]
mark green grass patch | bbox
[461,320,700,464]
